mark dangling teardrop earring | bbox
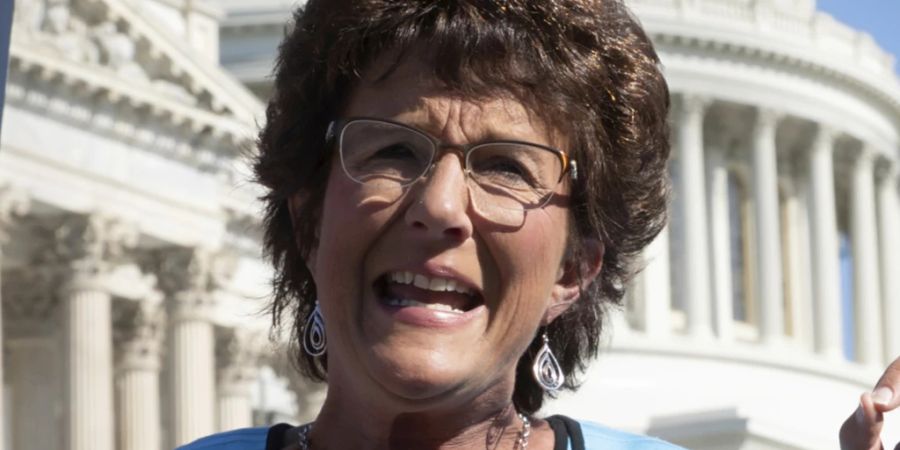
[532,331,564,393]
[303,301,327,357]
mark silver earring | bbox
[303,301,327,357]
[532,331,564,393]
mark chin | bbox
[365,347,474,406]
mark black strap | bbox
[265,423,294,450]
[545,415,585,450]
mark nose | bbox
[404,153,473,242]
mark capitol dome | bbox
[0,0,897,449]
[546,1,900,449]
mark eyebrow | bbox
[394,116,552,147]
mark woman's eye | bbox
[371,144,418,160]
[488,161,525,176]
[476,158,535,184]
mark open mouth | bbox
[374,271,483,314]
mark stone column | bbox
[638,227,672,337]
[115,296,164,450]
[752,109,785,344]
[155,249,232,447]
[789,183,816,350]
[706,147,734,342]
[170,292,215,444]
[218,378,254,432]
[0,183,29,450]
[63,274,115,450]
[9,339,59,450]
[850,147,883,367]
[217,329,263,431]
[55,215,136,450]
[675,95,713,338]
[877,161,900,362]
[784,186,812,346]
[807,127,843,359]
[3,268,60,450]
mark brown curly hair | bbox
[255,0,670,415]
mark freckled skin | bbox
[298,56,584,449]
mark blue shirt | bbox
[177,421,685,450]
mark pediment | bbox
[9,0,263,141]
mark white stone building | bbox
[0,1,284,449]
[1,0,899,449]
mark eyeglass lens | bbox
[338,119,563,226]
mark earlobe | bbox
[543,238,604,325]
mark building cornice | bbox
[99,0,262,122]
[630,1,900,124]
[12,0,263,130]
[8,45,255,149]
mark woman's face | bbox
[301,57,581,412]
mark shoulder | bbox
[578,420,686,450]
[175,427,269,450]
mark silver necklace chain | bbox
[516,413,531,449]
[296,413,531,449]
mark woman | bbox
[187,1,680,447]
[178,0,896,449]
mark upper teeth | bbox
[385,298,464,313]
[388,272,475,296]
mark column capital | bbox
[874,157,899,183]
[31,214,139,291]
[150,247,237,295]
[0,183,30,244]
[851,145,878,168]
[812,125,839,154]
[216,328,265,395]
[146,247,237,321]
[678,93,711,116]
[114,296,165,371]
[753,108,782,134]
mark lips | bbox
[375,271,483,314]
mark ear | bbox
[543,238,604,326]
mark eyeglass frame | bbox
[324,117,578,207]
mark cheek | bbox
[485,210,568,308]
[313,177,374,294]
[521,235,564,302]
[516,210,568,274]
[313,172,400,295]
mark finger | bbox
[872,357,900,413]
[840,392,884,450]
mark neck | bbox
[309,386,525,449]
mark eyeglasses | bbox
[326,117,576,226]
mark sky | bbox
[816,0,900,75]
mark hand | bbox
[841,357,900,450]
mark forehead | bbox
[343,55,561,147]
